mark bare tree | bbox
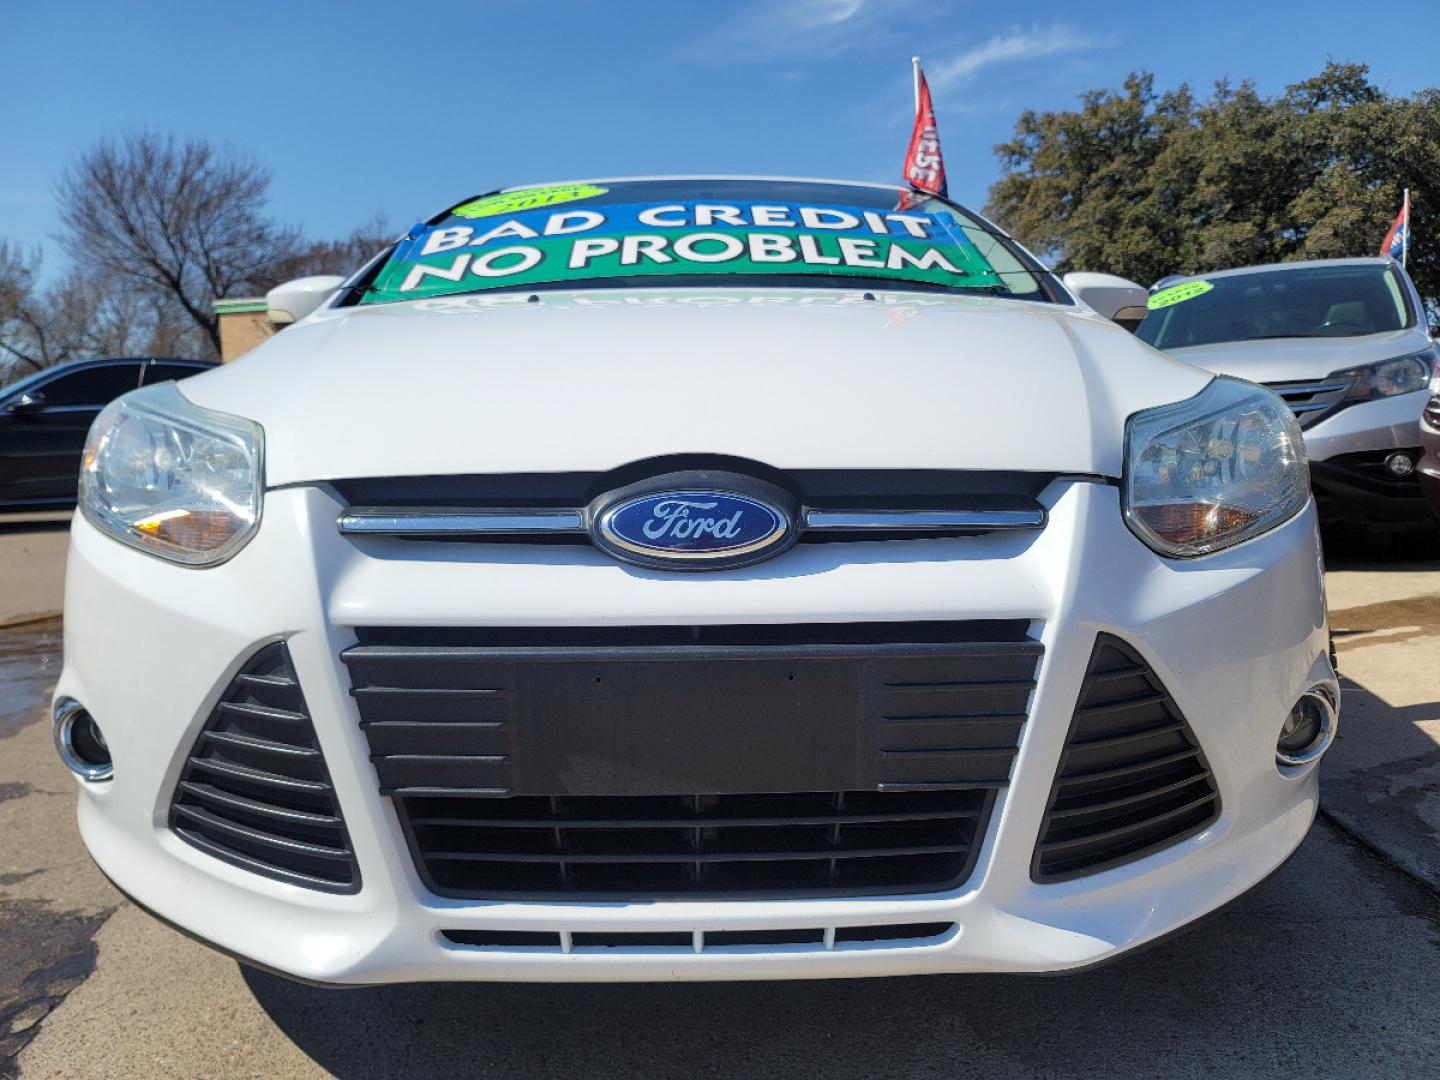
[0,239,207,385]
[269,214,396,283]
[55,133,303,357]
[0,242,56,376]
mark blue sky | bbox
[5,0,1438,271]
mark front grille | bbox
[442,922,955,952]
[1263,379,1355,428]
[169,643,359,893]
[1424,395,1440,427]
[399,788,993,898]
[343,622,1038,898]
[331,465,1054,546]
[1032,634,1219,883]
[330,465,1059,510]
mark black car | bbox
[0,357,215,510]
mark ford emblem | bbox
[592,475,795,571]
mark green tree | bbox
[985,62,1440,313]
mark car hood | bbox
[183,288,1213,486]
[1164,328,1428,384]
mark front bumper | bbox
[1420,400,1440,514]
[1304,390,1433,530]
[56,479,1332,983]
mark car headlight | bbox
[79,382,263,566]
[1332,348,1435,403]
[1124,377,1309,558]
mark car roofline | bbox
[18,356,213,373]
[1154,256,1399,287]
[496,175,915,196]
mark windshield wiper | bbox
[1239,331,1367,340]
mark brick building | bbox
[213,298,276,362]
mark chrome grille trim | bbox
[804,509,1045,531]
[1263,378,1355,428]
[338,506,1046,539]
[339,508,586,535]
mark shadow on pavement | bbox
[0,515,71,538]
[1323,658,1440,892]
[238,827,1440,1079]
[1321,521,1440,568]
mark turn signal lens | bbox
[1124,378,1309,557]
[79,383,263,566]
[1129,502,1258,547]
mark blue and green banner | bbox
[364,190,1004,303]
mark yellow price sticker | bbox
[1147,280,1214,310]
[452,184,609,219]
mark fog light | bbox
[1277,688,1337,767]
[53,698,113,782]
[1384,452,1416,478]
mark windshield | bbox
[1136,263,1411,350]
[357,179,1052,305]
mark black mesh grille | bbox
[169,643,359,893]
[400,788,994,899]
[1032,634,1219,883]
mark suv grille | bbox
[169,643,359,893]
[1032,634,1219,883]
[342,622,1039,898]
[1263,379,1355,428]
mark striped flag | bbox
[1380,189,1410,266]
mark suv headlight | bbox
[1332,348,1435,403]
[79,382,263,566]
[1124,377,1309,558]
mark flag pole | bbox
[912,56,921,112]
[1403,187,1410,268]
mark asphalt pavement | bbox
[1,517,1438,1078]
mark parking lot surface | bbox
[1,520,1438,1078]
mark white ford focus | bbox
[55,177,1336,984]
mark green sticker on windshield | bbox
[1147,280,1213,309]
[453,184,608,219]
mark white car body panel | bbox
[1166,327,1424,386]
[187,289,1211,485]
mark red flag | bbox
[902,65,947,198]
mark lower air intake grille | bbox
[169,643,359,893]
[399,788,994,899]
[1032,634,1219,883]
[343,621,1036,899]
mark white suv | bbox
[1136,258,1436,540]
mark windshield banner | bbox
[363,199,1004,303]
